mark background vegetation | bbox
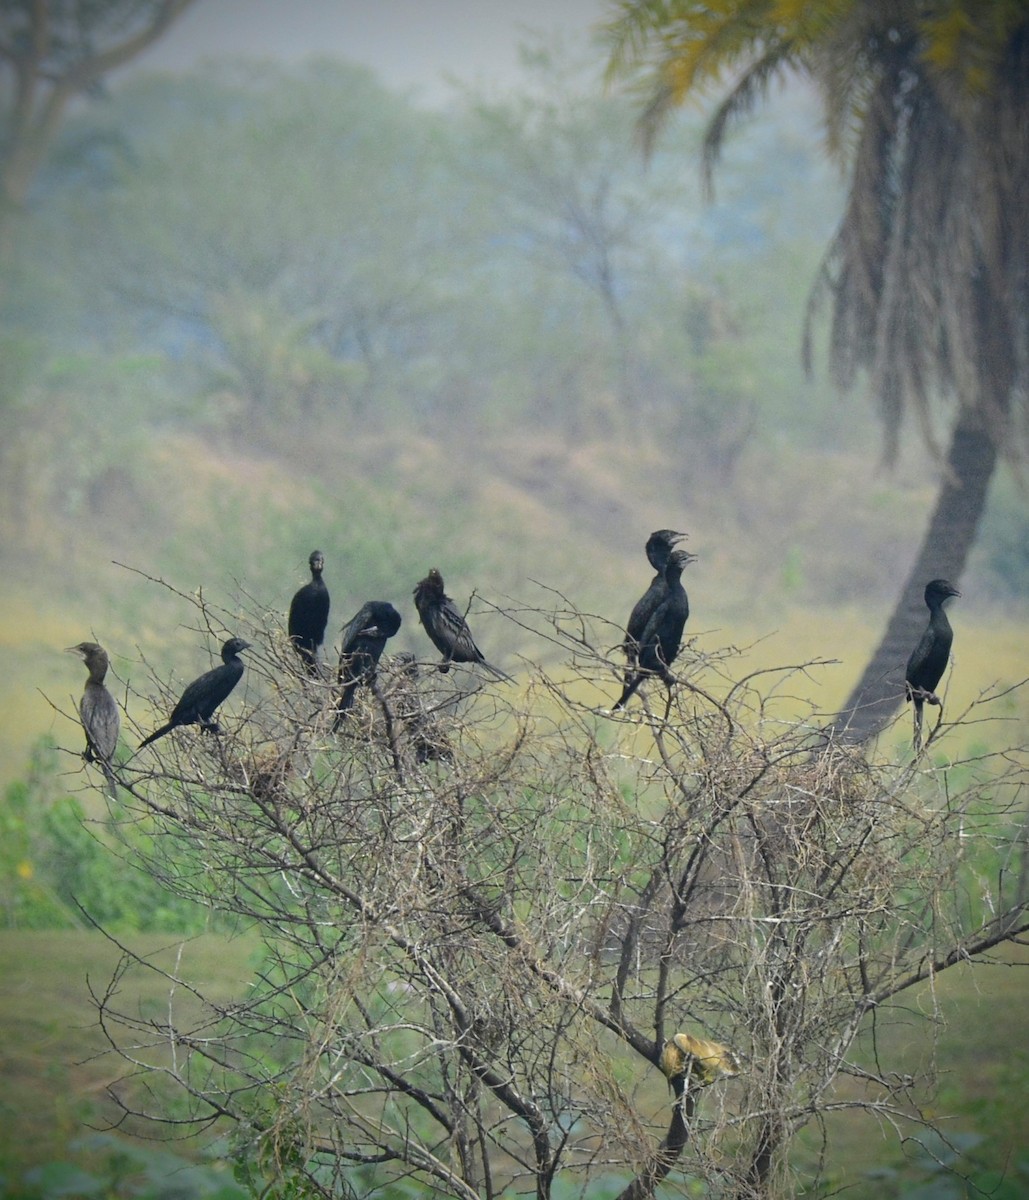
[3,52,1025,776]
[0,28,1026,1200]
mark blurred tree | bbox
[460,44,690,437]
[0,0,196,245]
[76,61,465,426]
[604,0,1029,741]
[471,54,643,422]
[16,49,849,492]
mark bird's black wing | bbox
[418,594,510,680]
[613,589,687,711]
[334,603,403,727]
[439,598,486,662]
[171,660,244,725]
[80,686,120,795]
[338,604,378,660]
[289,581,330,672]
[624,572,664,657]
[904,627,937,695]
[141,659,244,746]
[81,686,120,763]
[311,588,330,642]
[333,633,387,723]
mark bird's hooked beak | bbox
[64,645,84,657]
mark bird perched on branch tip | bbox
[613,548,695,711]
[904,578,959,750]
[623,529,686,670]
[413,568,512,682]
[139,637,251,748]
[288,549,330,674]
[66,641,120,796]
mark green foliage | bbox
[0,739,214,933]
[228,1111,327,1200]
[4,1135,248,1200]
[845,1128,1029,1200]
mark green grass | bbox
[0,930,258,1174]
[793,939,1029,1196]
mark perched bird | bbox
[623,529,687,669]
[139,637,251,748]
[613,548,696,711]
[66,641,120,796]
[413,568,512,681]
[905,578,960,749]
[659,1032,741,1090]
[288,550,330,673]
[332,601,403,728]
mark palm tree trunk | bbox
[832,410,997,744]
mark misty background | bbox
[1,0,1026,784]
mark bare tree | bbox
[75,579,1027,1199]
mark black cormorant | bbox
[66,641,120,795]
[613,548,695,711]
[905,578,959,748]
[139,637,251,748]
[623,529,686,669]
[288,550,329,673]
[413,568,511,681]
[332,601,403,728]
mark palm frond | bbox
[700,43,802,195]
[606,0,1029,460]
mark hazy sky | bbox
[137,0,610,102]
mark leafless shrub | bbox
[81,575,1027,1200]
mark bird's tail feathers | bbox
[612,677,642,712]
[139,723,173,749]
[911,702,924,752]
[331,686,357,731]
[101,762,118,799]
